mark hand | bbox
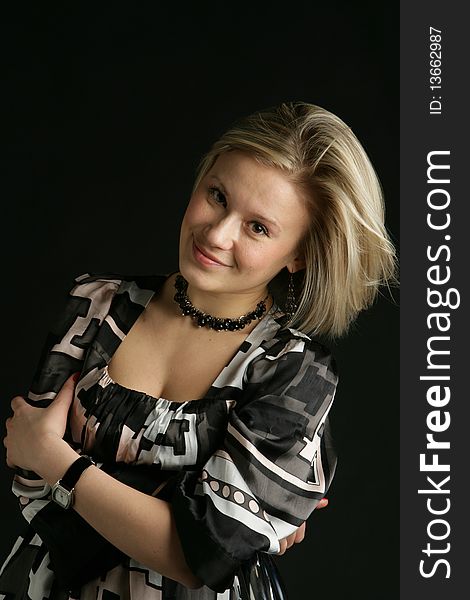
[276,497,329,555]
[3,372,79,473]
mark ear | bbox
[286,255,306,274]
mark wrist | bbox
[51,454,96,509]
[35,435,80,484]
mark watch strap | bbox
[59,455,95,491]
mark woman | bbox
[1,102,396,599]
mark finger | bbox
[5,417,12,430]
[317,497,329,509]
[277,538,288,556]
[5,455,15,469]
[10,396,26,412]
[283,533,296,549]
[285,535,296,549]
[54,372,80,403]
[294,522,306,544]
[3,438,15,468]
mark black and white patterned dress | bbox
[0,273,338,600]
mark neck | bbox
[166,273,273,330]
[185,286,271,319]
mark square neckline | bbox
[101,272,283,405]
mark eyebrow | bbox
[210,174,281,232]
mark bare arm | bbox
[5,373,321,589]
[5,375,203,589]
[38,436,202,588]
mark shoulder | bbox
[71,272,167,291]
[251,321,338,379]
[51,272,170,328]
[67,272,168,303]
[232,324,338,455]
[240,323,338,410]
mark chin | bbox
[178,256,212,286]
[180,265,217,288]
[180,264,235,300]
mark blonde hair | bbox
[191,102,398,338]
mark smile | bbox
[192,241,229,267]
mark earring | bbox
[285,272,297,318]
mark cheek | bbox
[240,247,283,275]
[247,245,295,275]
[182,194,208,227]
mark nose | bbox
[203,214,238,250]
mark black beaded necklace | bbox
[173,274,270,331]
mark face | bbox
[178,150,310,302]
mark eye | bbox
[208,185,269,237]
[250,222,269,236]
[208,186,227,206]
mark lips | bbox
[193,241,229,267]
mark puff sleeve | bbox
[170,333,338,592]
[12,273,120,504]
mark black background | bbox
[1,3,399,598]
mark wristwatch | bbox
[51,455,95,509]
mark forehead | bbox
[207,151,309,214]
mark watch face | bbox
[52,484,73,509]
